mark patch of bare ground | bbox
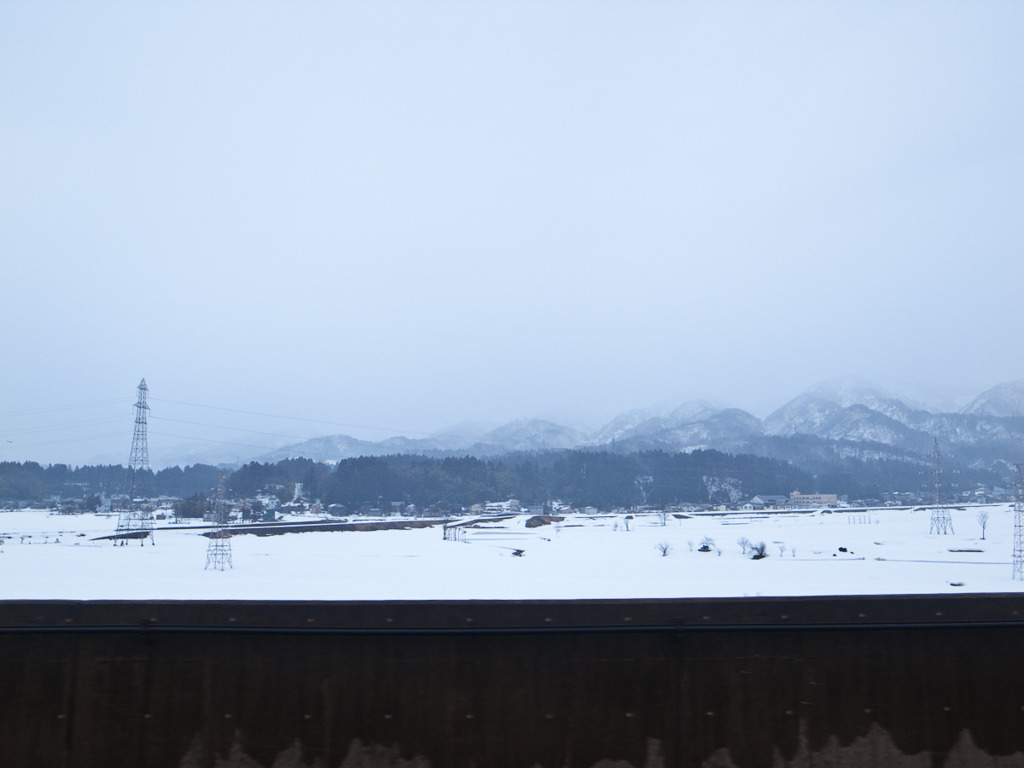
[525,515,565,528]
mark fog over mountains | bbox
[259,379,1024,477]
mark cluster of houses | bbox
[20,482,1016,522]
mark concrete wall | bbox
[2,595,1024,767]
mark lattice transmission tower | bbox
[929,438,953,535]
[1013,464,1024,581]
[205,473,233,570]
[115,379,155,545]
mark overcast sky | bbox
[2,2,1022,467]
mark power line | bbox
[149,416,307,442]
[5,395,443,452]
[3,418,302,454]
[0,432,127,451]
[0,398,128,420]
[149,397,433,437]
[154,432,274,449]
[153,433,349,463]
[4,391,467,466]
[2,416,126,437]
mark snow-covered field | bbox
[0,504,1021,601]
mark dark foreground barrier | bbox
[3,594,1024,767]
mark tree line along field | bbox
[0,448,1009,511]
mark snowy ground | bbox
[0,504,1021,601]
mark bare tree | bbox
[778,543,786,557]
[751,541,768,560]
[656,541,672,557]
[737,535,750,555]
[976,510,990,540]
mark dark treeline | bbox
[230,458,322,498]
[311,450,1004,510]
[0,461,223,502]
[0,451,806,508]
[1,448,1004,508]
[312,450,812,510]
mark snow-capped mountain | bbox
[764,379,935,439]
[587,400,720,445]
[256,379,1024,479]
[605,408,763,454]
[805,376,945,414]
[760,381,1024,469]
[472,419,588,453]
[763,396,926,447]
[808,404,920,446]
[763,393,844,437]
[261,418,587,462]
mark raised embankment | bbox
[2,595,1023,767]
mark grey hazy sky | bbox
[2,2,1023,467]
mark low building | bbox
[484,499,521,515]
[789,491,838,508]
[749,495,789,509]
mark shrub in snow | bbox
[656,542,672,557]
[751,541,768,560]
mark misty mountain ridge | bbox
[961,380,1024,419]
[803,376,947,414]
[255,379,1024,477]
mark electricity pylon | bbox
[1013,465,1023,581]
[205,473,233,570]
[929,438,953,535]
[115,379,155,546]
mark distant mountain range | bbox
[258,379,1024,480]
